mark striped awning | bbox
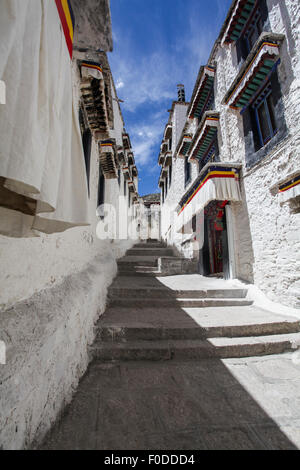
[164,151,172,167]
[122,133,131,150]
[117,147,125,164]
[127,151,134,166]
[224,40,281,110]
[122,165,131,180]
[81,60,103,80]
[80,61,109,135]
[188,66,215,119]
[277,172,300,205]
[55,0,75,58]
[189,112,219,162]
[99,140,118,179]
[176,163,242,232]
[158,141,168,165]
[128,180,135,192]
[158,152,165,166]
[164,124,172,140]
[161,141,168,154]
[222,0,256,45]
[177,134,193,159]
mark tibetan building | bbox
[158,0,300,309]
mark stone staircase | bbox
[90,240,300,362]
[118,239,197,276]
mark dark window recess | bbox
[124,180,127,196]
[118,168,121,186]
[185,157,191,186]
[243,69,285,164]
[128,192,131,208]
[244,9,263,54]
[192,215,196,232]
[165,177,168,197]
[162,183,165,204]
[204,88,215,114]
[97,164,105,209]
[199,137,219,173]
[169,164,172,187]
[169,137,172,151]
[197,89,215,126]
[236,0,269,63]
[79,108,92,196]
[253,82,277,148]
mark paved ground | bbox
[40,353,300,450]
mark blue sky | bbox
[109,0,232,196]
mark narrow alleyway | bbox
[40,241,300,450]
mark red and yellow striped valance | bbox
[55,0,75,59]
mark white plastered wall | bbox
[0,52,135,449]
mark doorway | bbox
[200,200,230,279]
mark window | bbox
[169,163,172,187]
[185,157,191,186]
[162,183,165,204]
[128,191,131,208]
[168,137,172,151]
[244,8,263,54]
[242,69,286,166]
[203,88,214,116]
[124,180,127,196]
[79,108,92,196]
[236,1,269,63]
[118,168,121,186]
[253,83,277,147]
[97,164,105,218]
[197,135,219,173]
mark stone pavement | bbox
[40,353,300,450]
[40,241,300,450]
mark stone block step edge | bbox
[95,321,300,341]
[89,333,300,361]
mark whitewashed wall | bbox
[159,0,300,308]
[0,54,135,449]
[214,0,300,307]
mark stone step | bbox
[118,270,161,277]
[118,266,159,273]
[90,333,300,361]
[118,257,159,267]
[133,242,166,249]
[126,248,174,257]
[97,318,300,342]
[108,287,248,299]
[109,297,253,308]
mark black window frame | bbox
[97,163,105,219]
[252,82,277,148]
[169,163,172,188]
[79,108,92,197]
[244,7,263,54]
[236,0,269,64]
[184,156,191,187]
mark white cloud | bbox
[109,17,216,112]
[116,79,124,90]
[130,119,165,167]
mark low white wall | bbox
[0,238,132,450]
